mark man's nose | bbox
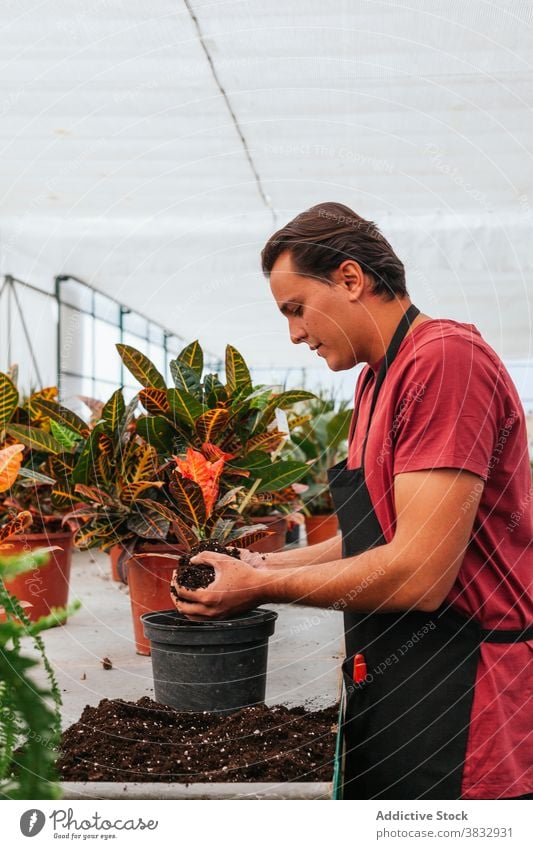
[289,319,307,345]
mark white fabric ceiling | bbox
[1,0,532,383]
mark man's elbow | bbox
[412,594,444,613]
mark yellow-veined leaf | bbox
[255,390,316,430]
[169,473,205,528]
[120,480,163,505]
[176,340,203,376]
[225,345,251,394]
[102,388,125,434]
[245,429,287,454]
[0,372,19,426]
[127,507,169,540]
[137,498,198,547]
[139,388,170,415]
[74,484,113,505]
[195,407,230,444]
[6,423,62,454]
[29,398,89,436]
[116,344,166,389]
[98,433,114,456]
[167,388,203,429]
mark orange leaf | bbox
[174,448,225,518]
[0,443,25,492]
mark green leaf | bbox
[255,390,316,430]
[253,460,310,492]
[49,420,80,451]
[0,373,19,427]
[169,359,202,397]
[102,389,125,435]
[176,340,203,376]
[167,388,203,429]
[116,344,166,389]
[5,424,62,454]
[326,408,353,447]
[0,548,51,580]
[225,345,252,395]
[29,398,88,437]
[136,415,176,454]
[228,450,271,471]
[70,424,103,485]
[204,374,228,406]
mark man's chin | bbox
[325,353,357,372]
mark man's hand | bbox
[237,548,269,569]
[171,550,265,620]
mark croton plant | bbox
[67,340,315,553]
[0,369,89,533]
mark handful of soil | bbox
[56,697,338,784]
[172,539,241,592]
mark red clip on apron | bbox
[328,305,533,800]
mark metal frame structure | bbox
[1,273,222,399]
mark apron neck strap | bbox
[360,303,420,468]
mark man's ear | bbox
[335,260,366,301]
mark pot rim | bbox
[5,530,74,542]
[141,607,278,633]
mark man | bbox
[173,202,533,800]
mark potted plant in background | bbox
[0,468,80,796]
[139,446,278,713]
[286,392,353,546]
[0,370,88,622]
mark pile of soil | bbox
[173,539,241,591]
[57,697,338,783]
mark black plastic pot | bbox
[141,608,278,714]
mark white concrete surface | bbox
[28,549,343,732]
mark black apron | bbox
[328,305,533,800]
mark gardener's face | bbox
[269,250,367,371]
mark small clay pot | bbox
[304,514,339,546]
[126,542,185,656]
[3,531,73,624]
[248,515,288,553]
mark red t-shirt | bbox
[347,318,533,799]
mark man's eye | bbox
[291,306,303,317]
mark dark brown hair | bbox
[261,202,407,300]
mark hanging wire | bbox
[183,0,277,225]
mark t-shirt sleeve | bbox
[392,337,503,481]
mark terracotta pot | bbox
[248,515,288,554]
[109,544,131,584]
[126,542,185,656]
[304,514,339,546]
[3,531,73,625]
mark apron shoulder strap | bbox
[360,304,420,468]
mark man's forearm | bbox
[260,534,342,569]
[256,543,423,613]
